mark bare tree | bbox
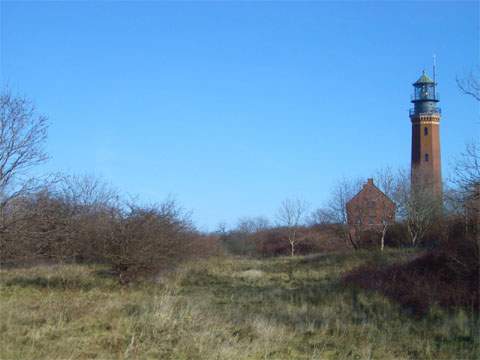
[457,67,480,102]
[453,142,480,196]
[455,67,479,192]
[448,142,480,237]
[215,221,228,235]
[0,90,48,232]
[373,167,399,251]
[378,203,394,251]
[454,67,479,203]
[396,170,442,246]
[276,198,308,256]
[345,199,370,248]
[454,68,480,237]
[315,177,363,249]
[236,216,270,234]
[308,207,336,226]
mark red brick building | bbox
[346,179,396,232]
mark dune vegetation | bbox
[1,250,478,360]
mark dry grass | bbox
[1,250,478,359]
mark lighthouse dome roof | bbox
[414,70,435,85]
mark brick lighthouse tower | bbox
[410,70,442,196]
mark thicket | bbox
[220,224,350,257]
[0,176,219,282]
[0,91,218,282]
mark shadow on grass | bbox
[181,250,477,328]
[3,276,98,290]
[94,268,118,279]
[343,247,480,317]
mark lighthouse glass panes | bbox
[414,83,436,101]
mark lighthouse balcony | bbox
[409,108,442,116]
[410,93,440,102]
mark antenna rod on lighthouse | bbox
[433,54,437,84]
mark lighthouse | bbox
[410,70,442,196]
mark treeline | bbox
[219,162,479,257]
[219,220,350,257]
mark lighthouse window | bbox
[424,127,428,136]
[425,153,429,162]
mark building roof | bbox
[414,70,435,85]
[346,179,395,208]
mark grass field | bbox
[1,250,478,359]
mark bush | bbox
[0,176,217,283]
[103,201,198,283]
[220,230,258,256]
[254,228,291,256]
[343,234,479,315]
[383,223,410,247]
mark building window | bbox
[425,153,429,162]
[424,127,428,136]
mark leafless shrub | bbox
[103,198,198,283]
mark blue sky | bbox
[1,1,478,230]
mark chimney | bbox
[366,178,374,186]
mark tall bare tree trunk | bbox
[289,229,296,256]
[348,231,359,250]
[381,224,388,251]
